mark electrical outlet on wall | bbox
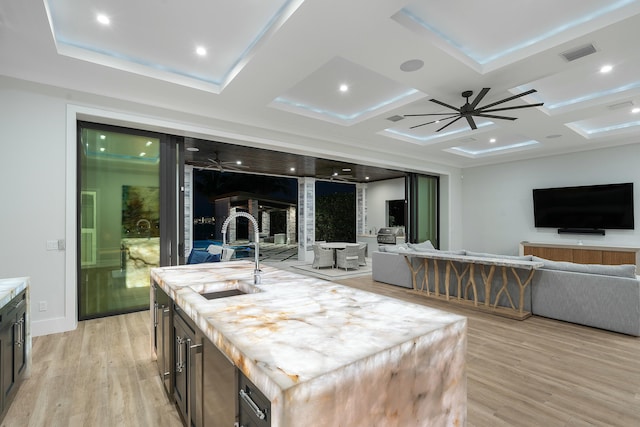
[39,301,47,312]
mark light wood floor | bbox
[2,311,182,427]
[4,276,639,426]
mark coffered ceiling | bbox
[2,0,640,174]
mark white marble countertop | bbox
[403,250,544,270]
[0,276,29,309]
[151,262,467,426]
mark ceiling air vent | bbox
[608,101,634,110]
[386,115,405,122]
[458,137,476,143]
[560,43,597,62]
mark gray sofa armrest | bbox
[372,251,413,289]
[532,269,640,336]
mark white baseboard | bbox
[31,316,77,337]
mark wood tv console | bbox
[520,241,640,269]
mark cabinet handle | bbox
[153,302,158,327]
[239,389,266,420]
[14,319,22,347]
[176,336,185,373]
[13,299,25,310]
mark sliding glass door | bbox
[77,122,181,320]
[407,173,439,247]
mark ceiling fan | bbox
[318,168,358,183]
[205,152,249,172]
[404,88,544,132]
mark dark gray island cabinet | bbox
[0,277,31,423]
[151,262,466,427]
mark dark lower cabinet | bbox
[153,283,172,396]
[174,304,200,427]
[157,290,272,427]
[0,290,27,420]
[238,372,271,427]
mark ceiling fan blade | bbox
[476,89,537,110]
[469,88,490,109]
[404,113,461,117]
[465,116,477,130]
[474,113,518,121]
[436,116,462,132]
[429,98,461,111]
[409,115,459,129]
[480,103,544,113]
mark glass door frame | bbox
[406,173,440,248]
[76,121,183,320]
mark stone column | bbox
[286,206,296,245]
[261,210,271,240]
[356,183,368,237]
[247,199,259,242]
[298,177,316,262]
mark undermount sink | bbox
[189,280,260,300]
[201,288,247,300]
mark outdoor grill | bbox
[377,227,405,245]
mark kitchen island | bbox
[151,262,466,426]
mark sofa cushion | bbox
[466,251,532,261]
[379,243,412,253]
[408,240,435,251]
[440,250,467,256]
[532,256,637,278]
[187,250,219,264]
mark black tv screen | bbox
[533,183,634,230]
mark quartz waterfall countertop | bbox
[0,277,29,309]
[151,262,467,426]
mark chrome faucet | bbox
[221,212,261,285]
[136,219,151,239]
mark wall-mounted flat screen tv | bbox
[532,183,634,230]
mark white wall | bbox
[365,175,463,250]
[461,144,640,255]
[0,82,71,335]
[366,178,405,234]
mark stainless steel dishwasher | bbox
[198,337,237,426]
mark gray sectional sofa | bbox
[372,243,640,336]
[532,257,640,336]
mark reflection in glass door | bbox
[78,123,161,319]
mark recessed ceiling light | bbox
[600,64,613,73]
[332,172,339,176]
[489,138,496,143]
[236,160,242,165]
[342,168,351,172]
[632,107,640,114]
[186,147,199,152]
[365,176,370,180]
[100,134,106,140]
[99,147,105,152]
[146,141,153,146]
[400,59,424,72]
[339,84,349,93]
[96,14,110,26]
[139,152,146,157]
[290,167,296,172]
[196,46,207,56]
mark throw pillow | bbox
[408,240,436,251]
